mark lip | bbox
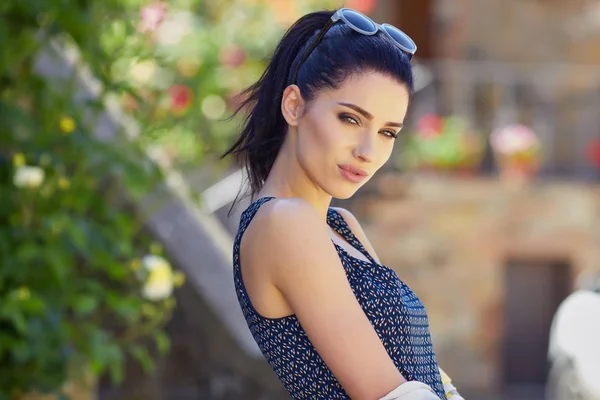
[338,164,369,184]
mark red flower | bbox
[586,139,600,169]
[417,114,443,138]
[345,0,378,15]
[169,84,193,115]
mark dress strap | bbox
[327,208,376,264]
[237,196,276,238]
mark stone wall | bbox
[434,0,600,97]
[434,0,600,62]
[345,173,600,395]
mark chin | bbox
[327,183,362,200]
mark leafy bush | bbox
[0,0,340,398]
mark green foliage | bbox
[0,0,341,398]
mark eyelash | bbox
[338,113,399,139]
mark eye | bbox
[380,129,399,139]
[338,113,359,126]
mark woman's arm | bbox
[250,198,410,399]
[332,208,464,400]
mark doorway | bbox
[501,259,571,395]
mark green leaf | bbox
[47,247,71,287]
[107,351,125,384]
[128,344,155,373]
[154,331,170,354]
[73,295,98,316]
[20,296,46,315]
[108,295,142,323]
[2,306,28,334]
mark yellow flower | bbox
[59,117,76,134]
[141,255,173,301]
[177,57,201,77]
[13,153,25,167]
[17,287,31,300]
[58,177,70,189]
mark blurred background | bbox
[1,0,599,399]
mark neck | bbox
[258,133,332,221]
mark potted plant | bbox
[490,123,542,183]
[399,114,485,176]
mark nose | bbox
[352,133,376,163]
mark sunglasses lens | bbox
[342,9,377,33]
[383,24,417,53]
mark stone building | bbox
[359,1,600,397]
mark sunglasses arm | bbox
[289,18,336,85]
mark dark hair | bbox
[222,10,414,202]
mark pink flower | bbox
[219,44,247,68]
[169,84,193,115]
[491,124,539,155]
[139,2,168,33]
[416,114,443,138]
[345,0,378,15]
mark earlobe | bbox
[281,84,304,127]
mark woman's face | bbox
[290,71,410,199]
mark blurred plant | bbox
[490,123,542,179]
[3,145,184,399]
[111,0,342,170]
[1,0,343,398]
[399,114,485,173]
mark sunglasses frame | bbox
[289,8,417,85]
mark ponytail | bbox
[222,11,335,200]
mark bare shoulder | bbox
[245,197,327,249]
[330,207,380,263]
[244,197,335,270]
[239,197,332,319]
[250,197,324,231]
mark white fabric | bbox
[548,290,600,397]
[378,381,440,400]
[439,367,465,399]
[443,380,465,399]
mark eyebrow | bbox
[337,102,404,128]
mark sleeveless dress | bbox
[233,197,446,399]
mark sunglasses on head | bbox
[289,8,417,85]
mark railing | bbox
[409,59,600,181]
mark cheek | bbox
[299,116,341,157]
[374,141,395,168]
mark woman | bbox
[224,7,464,400]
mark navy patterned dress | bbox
[233,197,446,399]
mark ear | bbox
[281,84,305,127]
